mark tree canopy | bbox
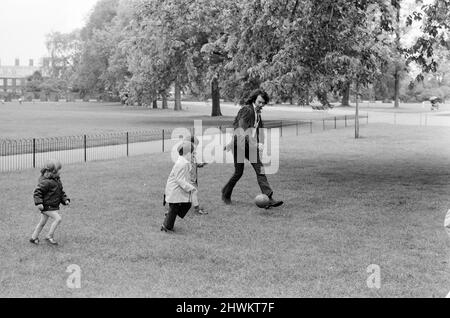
[38,0,450,111]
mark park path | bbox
[363,110,450,127]
[261,103,450,127]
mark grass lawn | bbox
[1,123,449,297]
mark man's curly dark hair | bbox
[243,89,270,106]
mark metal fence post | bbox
[323,119,325,130]
[345,115,347,127]
[334,117,337,129]
[296,121,299,136]
[162,129,165,153]
[33,138,36,168]
[280,121,283,137]
[310,120,312,133]
[84,135,87,162]
[126,132,129,157]
[367,113,369,125]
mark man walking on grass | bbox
[222,89,283,208]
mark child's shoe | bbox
[194,206,208,215]
[29,238,39,245]
[45,237,58,245]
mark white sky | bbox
[0,0,98,66]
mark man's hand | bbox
[37,204,44,211]
[224,143,232,152]
[257,143,264,152]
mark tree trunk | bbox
[211,76,222,117]
[355,82,360,139]
[152,99,158,109]
[162,93,168,109]
[174,80,182,111]
[305,87,310,106]
[317,90,330,107]
[341,82,351,106]
[394,70,400,108]
[394,4,401,108]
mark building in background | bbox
[0,58,40,97]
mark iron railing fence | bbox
[0,115,368,173]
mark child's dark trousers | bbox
[163,203,192,230]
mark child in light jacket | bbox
[161,141,197,232]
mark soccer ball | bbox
[254,194,270,208]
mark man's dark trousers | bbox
[222,137,273,199]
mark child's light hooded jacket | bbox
[165,156,196,203]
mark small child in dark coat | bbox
[30,160,70,245]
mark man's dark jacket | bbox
[232,104,265,145]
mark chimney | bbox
[29,59,34,67]
[15,58,20,66]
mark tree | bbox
[44,31,81,80]
[73,0,121,98]
[25,71,44,93]
[407,0,450,80]
[81,0,120,41]
[213,0,397,112]
[401,45,450,102]
[393,0,402,108]
[341,82,351,106]
[125,0,231,112]
[122,0,177,107]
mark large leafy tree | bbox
[72,0,121,98]
[125,0,233,113]
[407,0,450,79]
[101,2,134,100]
[123,0,183,108]
[44,31,81,80]
[214,0,397,109]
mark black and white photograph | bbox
[0,0,449,302]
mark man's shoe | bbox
[160,225,174,233]
[222,195,232,205]
[267,198,283,208]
